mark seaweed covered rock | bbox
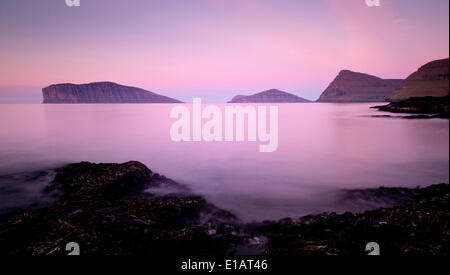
[44,161,154,199]
[0,161,448,256]
[0,161,242,255]
[257,183,449,255]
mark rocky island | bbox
[228,89,310,103]
[42,82,182,103]
[317,70,403,102]
[0,161,447,256]
[372,95,449,119]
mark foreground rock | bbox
[386,58,449,102]
[0,161,241,255]
[42,82,182,103]
[228,89,310,103]
[371,95,449,119]
[0,161,448,255]
[255,183,449,255]
[317,70,402,102]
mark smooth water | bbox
[0,103,448,221]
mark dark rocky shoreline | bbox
[0,161,448,255]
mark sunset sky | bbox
[0,0,448,102]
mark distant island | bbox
[42,82,182,103]
[317,70,403,102]
[228,89,310,103]
[372,58,449,119]
[41,58,448,106]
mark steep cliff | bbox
[317,70,403,102]
[42,82,182,103]
[228,89,310,103]
[386,58,449,102]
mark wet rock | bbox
[372,95,449,118]
[44,161,154,199]
[259,183,449,255]
[68,209,83,217]
[0,161,241,255]
[0,161,447,256]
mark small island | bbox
[42,82,182,104]
[228,89,310,103]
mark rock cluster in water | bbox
[372,95,449,119]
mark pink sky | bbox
[0,0,448,102]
